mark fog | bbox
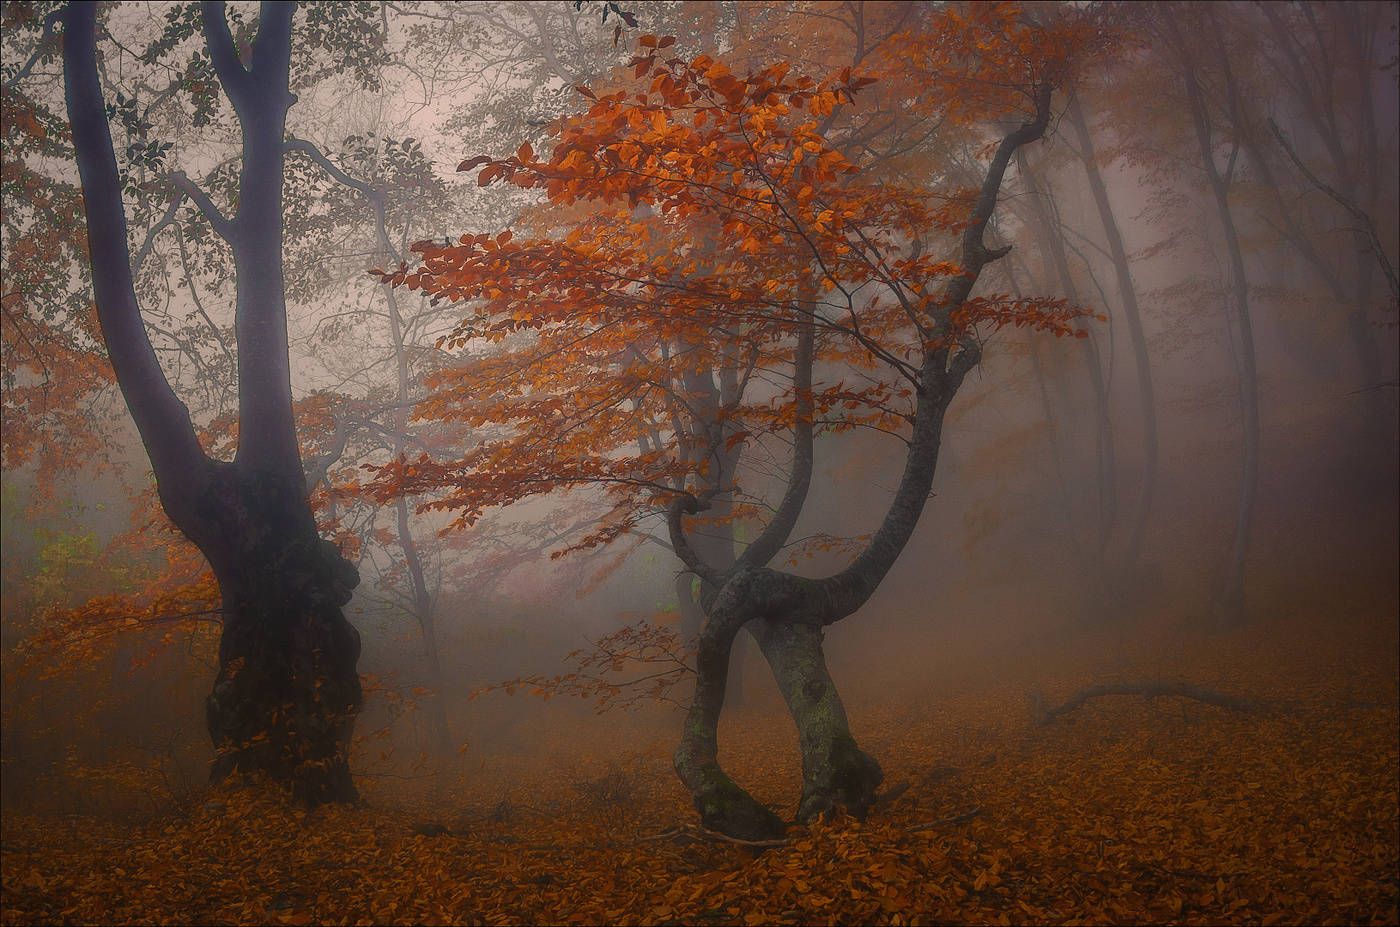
[2,2,1396,924]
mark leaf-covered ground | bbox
[3,599,1396,926]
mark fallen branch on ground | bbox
[875,780,911,803]
[639,821,791,848]
[641,805,984,847]
[1028,681,1256,726]
[907,807,984,831]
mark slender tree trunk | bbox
[1006,257,1102,605]
[417,606,451,759]
[1169,14,1259,627]
[1065,94,1158,574]
[1259,2,1389,393]
[750,617,882,821]
[1017,150,1116,619]
[397,493,449,757]
[374,189,450,758]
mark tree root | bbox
[1028,681,1257,726]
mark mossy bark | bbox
[672,572,787,840]
[752,618,882,821]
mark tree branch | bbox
[132,191,186,276]
[198,1,251,105]
[1028,681,1257,726]
[1268,118,1398,304]
[285,135,374,197]
[170,171,233,241]
[666,489,725,587]
[2,9,62,90]
[61,1,210,507]
[736,322,814,570]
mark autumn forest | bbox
[1,1,1396,924]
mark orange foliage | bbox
[366,10,1093,548]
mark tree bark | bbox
[1017,151,1117,567]
[203,467,362,804]
[1168,13,1260,627]
[378,197,450,760]
[750,617,883,822]
[1066,93,1159,575]
[675,572,703,642]
[63,1,363,802]
[416,604,451,759]
[672,569,788,841]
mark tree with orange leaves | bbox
[380,3,1097,839]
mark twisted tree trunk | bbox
[672,570,788,840]
[668,86,1054,838]
[751,617,883,822]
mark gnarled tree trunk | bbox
[63,2,363,802]
[201,468,362,803]
[750,617,882,822]
[668,85,1053,837]
[672,570,788,840]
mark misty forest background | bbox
[1,2,1397,925]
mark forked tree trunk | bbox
[667,86,1053,838]
[63,3,364,801]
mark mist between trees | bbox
[1,2,1396,924]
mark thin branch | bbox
[906,807,983,831]
[170,171,233,241]
[1268,118,1398,303]
[1028,681,1257,726]
[2,10,63,90]
[639,821,791,848]
[132,192,185,277]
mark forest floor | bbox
[2,590,1397,926]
